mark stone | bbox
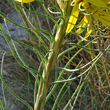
[0,6,31,110]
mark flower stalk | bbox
[34,14,67,110]
[34,1,73,110]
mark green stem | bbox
[34,1,73,109]
[34,17,68,110]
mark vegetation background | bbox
[0,0,110,110]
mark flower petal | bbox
[88,0,107,7]
[76,15,89,28]
[66,4,79,34]
[15,0,34,3]
[84,16,92,39]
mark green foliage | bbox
[0,0,110,110]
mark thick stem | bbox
[34,19,68,110]
[34,1,73,109]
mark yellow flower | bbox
[66,0,110,39]
[76,0,110,38]
[15,0,34,3]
